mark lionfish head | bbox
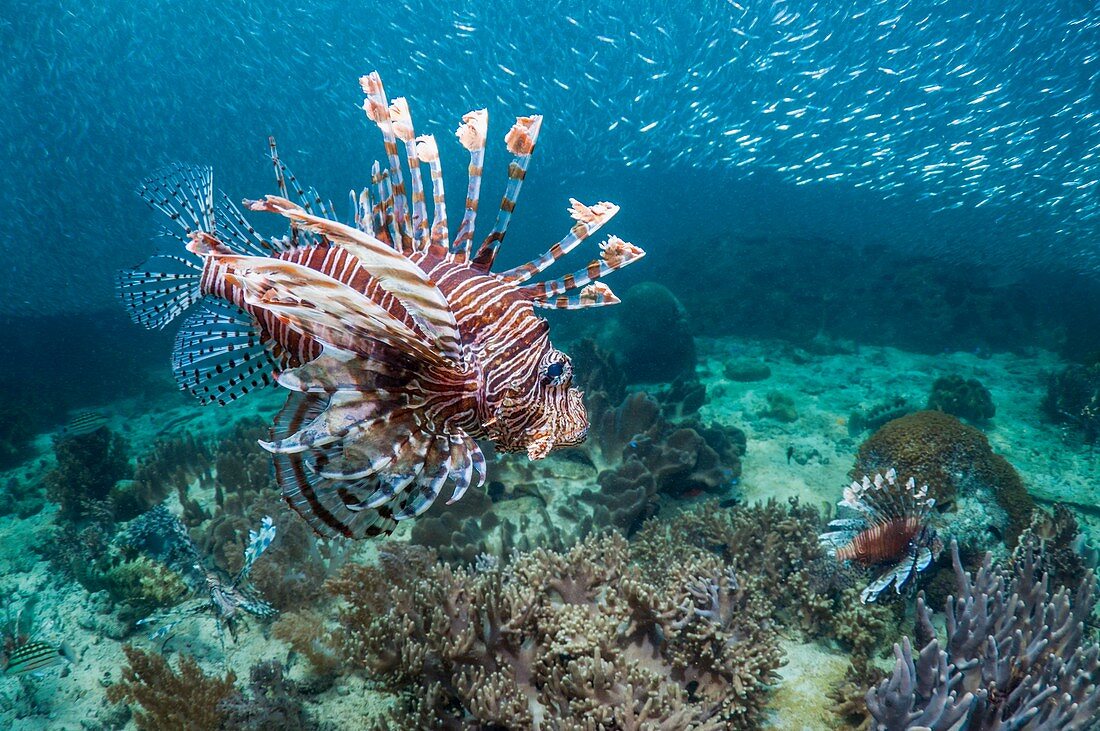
[484,320,589,460]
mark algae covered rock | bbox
[853,410,1033,545]
[759,391,798,423]
[926,374,995,422]
[723,359,772,382]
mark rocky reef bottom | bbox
[0,336,1097,730]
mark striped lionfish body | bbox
[819,468,942,603]
[118,73,644,539]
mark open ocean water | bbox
[1,1,1099,729]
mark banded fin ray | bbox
[269,392,484,539]
[217,254,446,366]
[171,301,280,405]
[245,195,462,362]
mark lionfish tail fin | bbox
[269,393,485,538]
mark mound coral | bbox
[1042,361,1100,443]
[865,541,1100,730]
[853,410,1033,544]
[599,281,697,384]
[328,533,783,730]
[926,374,995,423]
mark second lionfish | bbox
[819,469,943,602]
[118,73,645,539]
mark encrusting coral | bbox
[576,390,746,536]
[327,532,783,730]
[865,540,1100,730]
[853,410,1033,545]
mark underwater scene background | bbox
[2,0,1099,729]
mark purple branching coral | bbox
[866,540,1100,730]
[327,533,782,730]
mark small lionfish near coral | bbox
[118,72,644,539]
[819,469,942,603]
[129,508,278,643]
[2,597,75,677]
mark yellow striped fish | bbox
[2,641,75,676]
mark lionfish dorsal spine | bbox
[452,109,488,258]
[500,199,621,283]
[387,97,432,251]
[360,72,414,253]
[519,235,645,304]
[414,135,450,247]
[472,115,544,271]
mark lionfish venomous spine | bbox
[819,468,942,603]
[118,73,644,539]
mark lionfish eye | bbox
[544,361,566,384]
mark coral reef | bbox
[44,427,130,522]
[1042,361,1100,443]
[328,533,783,730]
[865,541,1100,730]
[219,660,318,730]
[598,281,697,384]
[107,645,238,731]
[568,389,745,535]
[926,374,995,423]
[854,410,1033,544]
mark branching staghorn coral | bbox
[866,540,1100,730]
[327,533,783,730]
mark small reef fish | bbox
[54,411,107,440]
[118,72,644,539]
[1,640,75,676]
[819,468,942,603]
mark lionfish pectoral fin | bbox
[171,301,280,405]
[221,255,446,366]
[245,195,463,362]
[269,394,479,539]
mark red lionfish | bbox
[118,73,645,539]
[819,468,943,603]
